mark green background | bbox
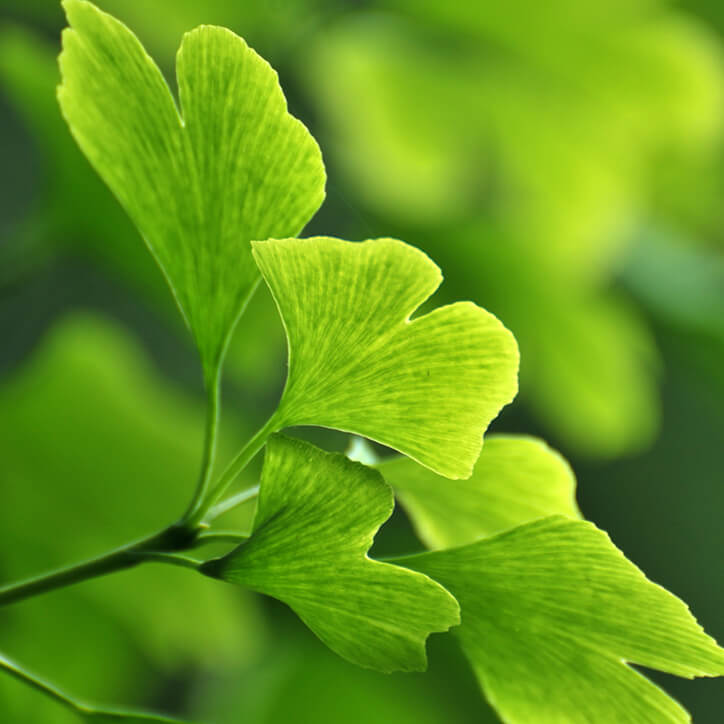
[0,0,722,721]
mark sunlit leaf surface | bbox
[399,516,724,723]
[253,237,519,478]
[58,0,325,379]
[203,435,460,672]
[379,435,580,549]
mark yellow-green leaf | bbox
[202,435,460,672]
[253,237,519,479]
[398,516,724,723]
[57,0,325,381]
[379,435,580,549]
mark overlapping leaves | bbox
[379,434,580,548]
[202,435,459,672]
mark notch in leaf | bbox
[202,435,460,672]
[253,237,519,479]
[398,516,724,723]
[57,0,325,382]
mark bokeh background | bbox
[1,0,723,721]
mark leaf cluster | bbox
[0,2,722,723]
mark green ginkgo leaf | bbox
[202,435,460,673]
[57,0,325,381]
[379,435,580,549]
[398,516,724,723]
[253,237,519,479]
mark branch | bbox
[0,524,196,607]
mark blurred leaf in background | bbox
[301,0,724,456]
[0,315,263,721]
[198,609,497,724]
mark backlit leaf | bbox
[57,0,325,380]
[379,435,580,549]
[398,516,724,723]
[202,435,460,672]
[253,237,519,479]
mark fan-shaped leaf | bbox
[58,0,325,380]
[253,237,519,478]
[398,516,724,723]
[202,435,460,672]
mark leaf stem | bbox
[204,486,260,524]
[0,652,82,714]
[186,414,280,528]
[194,530,251,545]
[0,652,184,721]
[183,371,222,523]
[0,524,195,608]
[0,393,272,608]
[134,552,203,570]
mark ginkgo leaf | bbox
[201,435,460,672]
[379,435,580,549]
[252,237,519,479]
[57,0,325,381]
[397,516,724,723]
